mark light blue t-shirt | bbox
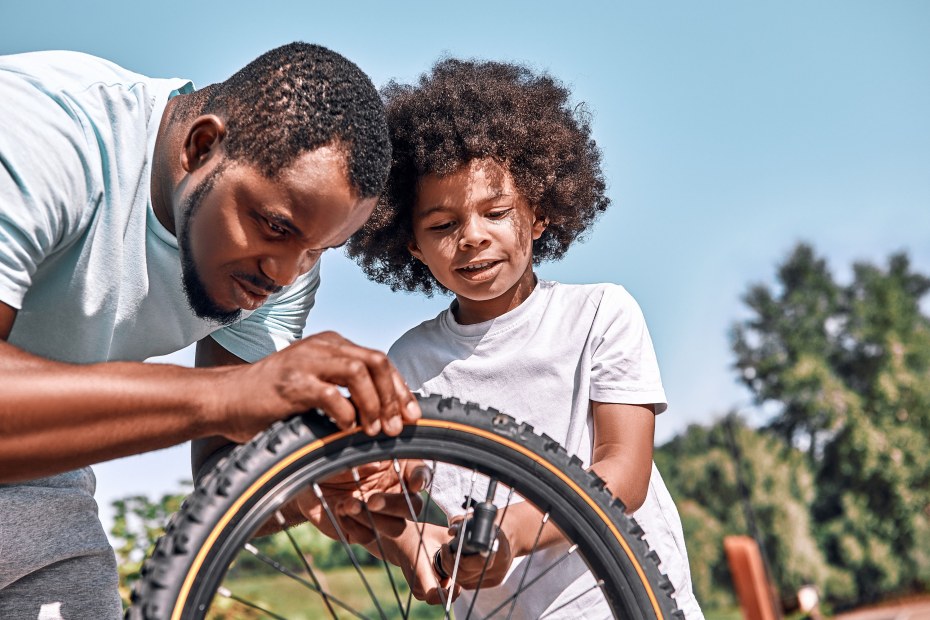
[0,51,318,617]
[0,50,319,364]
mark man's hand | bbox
[296,459,431,545]
[376,521,463,605]
[215,331,421,443]
[399,523,463,605]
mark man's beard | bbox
[177,163,242,326]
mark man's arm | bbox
[0,301,14,341]
[0,300,421,484]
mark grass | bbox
[703,608,743,620]
[214,567,442,619]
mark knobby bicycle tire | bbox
[129,395,682,620]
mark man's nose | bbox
[259,250,316,287]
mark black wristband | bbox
[433,549,450,580]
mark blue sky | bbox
[3,1,928,536]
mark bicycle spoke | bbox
[273,510,340,620]
[482,543,581,619]
[539,579,607,619]
[387,459,452,616]
[395,459,423,617]
[312,483,389,620]
[240,543,369,620]
[216,586,290,620]
[446,469,481,615]
[350,466,407,619]
[503,511,550,620]
[402,459,452,620]
[462,485,515,620]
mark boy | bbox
[349,59,703,619]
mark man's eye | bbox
[266,219,288,236]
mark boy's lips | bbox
[459,260,497,271]
[455,259,503,280]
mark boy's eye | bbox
[487,208,512,219]
[427,221,454,232]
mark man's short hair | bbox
[203,42,390,198]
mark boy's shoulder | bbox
[541,279,637,310]
[387,309,447,358]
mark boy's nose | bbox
[458,215,491,249]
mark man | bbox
[0,42,419,619]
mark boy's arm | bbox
[588,401,656,513]
[437,401,655,588]
[498,402,656,554]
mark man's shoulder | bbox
[0,50,149,87]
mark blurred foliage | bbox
[112,486,446,611]
[733,243,930,607]
[656,415,839,609]
[110,482,191,609]
[658,243,930,612]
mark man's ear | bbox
[181,115,226,173]
[408,240,425,263]
[532,213,549,240]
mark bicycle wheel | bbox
[128,395,682,620]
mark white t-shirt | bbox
[0,50,317,616]
[389,280,703,619]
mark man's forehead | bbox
[285,185,376,250]
[279,143,354,191]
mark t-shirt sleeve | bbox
[589,285,668,414]
[209,261,321,363]
[0,68,91,309]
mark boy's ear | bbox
[532,214,549,240]
[181,115,227,173]
[407,240,426,263]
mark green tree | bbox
[731,243,930,607]
[656,415,837,609]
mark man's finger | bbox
[294,372,358,429]
[314,356,382,432]
[392,368,421,425]
[337,515,378,545]
[337,508,408,543]
[402,460,431,493]
[367,491,423,519]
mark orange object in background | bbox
[724,535,782,620]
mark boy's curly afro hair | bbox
[346,58,610,296]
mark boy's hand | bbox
[436,516,515,589]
